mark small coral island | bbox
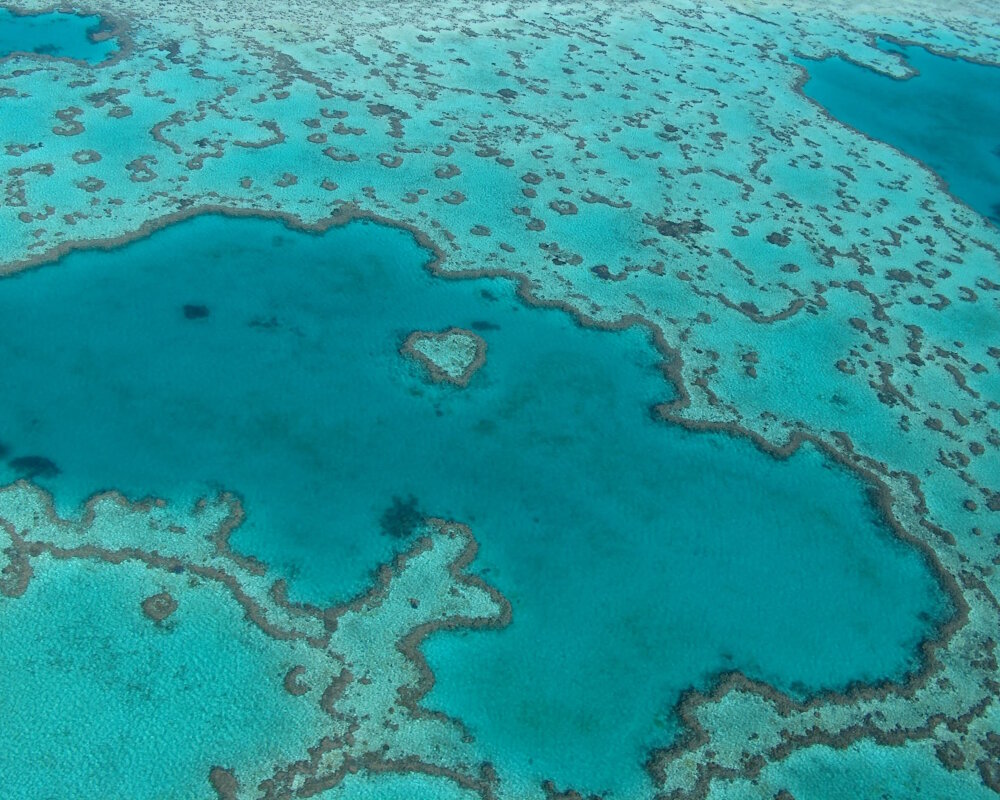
[401,327,487,387]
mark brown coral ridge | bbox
[0,477,512,799]
[0,204,979,791]
[401,327,488,387]
[271,520,512,799]
[141,590,178,623]
[0,482,318,643]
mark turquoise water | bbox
[0,8,119,63]
[0,214,948,794]
[798,39,1000,226]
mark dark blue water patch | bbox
[0,7,120,63]
[0,214,950,794]
[797,38,1000,226]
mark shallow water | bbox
[0,8,119,63]
[710,738,1000,800]
[798,39,1000,225]
[1,556,329,798]
[0,214,949,794]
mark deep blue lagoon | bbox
[799,38,1000,225]
[0,8,119,63]
[0,214,950,794]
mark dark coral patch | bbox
[379,495,424,539]
[8,456,60,479]
[141,591,178,623]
